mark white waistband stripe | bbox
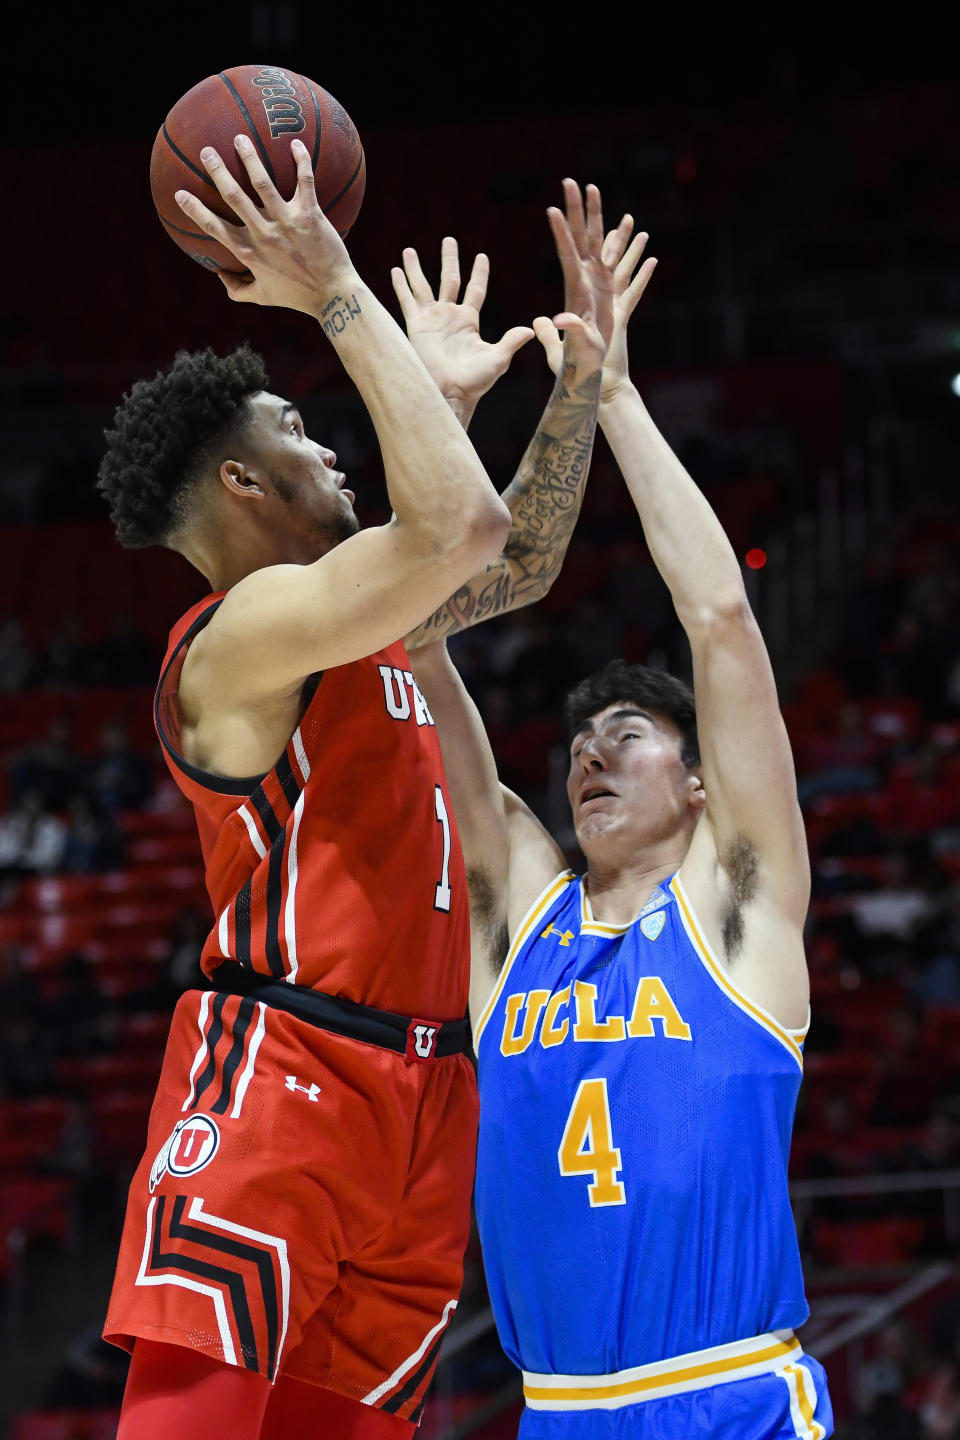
[523,1332,802,1410]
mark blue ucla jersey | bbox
[474,870,810,1377]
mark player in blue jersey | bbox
[411,185,833,1440]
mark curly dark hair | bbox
[565,658,700,767]
[96,345,269,548]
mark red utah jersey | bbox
[154,595,470,1019]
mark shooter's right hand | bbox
[174,135,359,315]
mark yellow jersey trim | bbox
[669,876,804,1071]
[473,871,576,1047]
[523,1332,802,1410]
[579,881,633,936]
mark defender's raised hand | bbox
[534,213,657,393]
[175,136,356,313]
[541,180,625,374]
[392,238,534,426]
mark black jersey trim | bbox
[211,962,472,1057]
[383,1332,446,1413]
[154,597,324,799]
[154,599,269,797]
[189,991,228,1109]
[209,997,256,1115]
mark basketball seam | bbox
[323,152,365,214]
[162,124,218,190]
[306,84,322,174]
[157,213,214,241]
[218,72,277,189]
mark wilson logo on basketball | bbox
[149,1115,221,1193]
[252,67,305,138]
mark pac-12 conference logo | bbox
[149,1115,221,1193]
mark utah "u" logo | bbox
[406,1019,439,1062]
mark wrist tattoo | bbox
[321,293,362,339]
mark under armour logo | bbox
[542,923,575,947]
[285,1075,321,1101]
[405,1020,440,1062]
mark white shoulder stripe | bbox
[237,804,268,860]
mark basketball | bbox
[150,64,366,273]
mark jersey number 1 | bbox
[558,1078,626,1206]
[434,785,452,912]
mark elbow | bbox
[460,492,512,563]
[680,585,755,638]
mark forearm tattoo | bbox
[407,362,601,645]
[320,293,362,340]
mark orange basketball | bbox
[150,64,366,274]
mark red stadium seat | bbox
[9,1408,122,1440]
[91,1092,155,1165]
[56,1053,163,1097]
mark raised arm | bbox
[173,137,510,700]
[541,230,810,1014]
[397,181,626,648]
[409,642,566,1020]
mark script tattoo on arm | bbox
[405,361,601,649]
[320,293,363,340]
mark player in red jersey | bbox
[96,137,617,1440]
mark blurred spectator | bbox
[850,851,953,949]
[921,1321,960,1438]
[91,614,160,686]
[61,793,125,874]
[0,941,43,1023]
[45,1320,129,1408]
[0,616,39,691]
[46,951,113,1057]
[0,788,67,879]
[161,905,209,997]
[796,701,886,804]
[888,745,960,842]
[40,615,94,688]
[85,719,153,812]
[846,1319,928,1438]
[127,905,209,1012]
[36,1095,96,1187]
[0,1009,55,1097]
[871,1008,951,1129]
[7,715,84,809]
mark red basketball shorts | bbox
[104,986,479,1422]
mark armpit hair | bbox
[720,833,759,960]
[466,866,509,977]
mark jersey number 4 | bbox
[558,1078,626,1206]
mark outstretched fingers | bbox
[532,315,564,376]
[390,264,418,323]
[398,246,435,305]
[601,214,635,271]
[462,251,490,313]
[546,204,583,289]
[231,133,285,217]
[620,255,658,319]
[493,324,535,364]
[614,230,650,289]
[437,236,462,303]
[583,183,605,259]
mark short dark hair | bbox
[96,344,269,548]
[564,658,700,767]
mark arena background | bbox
[1,8,958,1437]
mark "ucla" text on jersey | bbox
[500,975,692,1056]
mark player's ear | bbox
[219,459,265,499]
[686,770,706,812]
